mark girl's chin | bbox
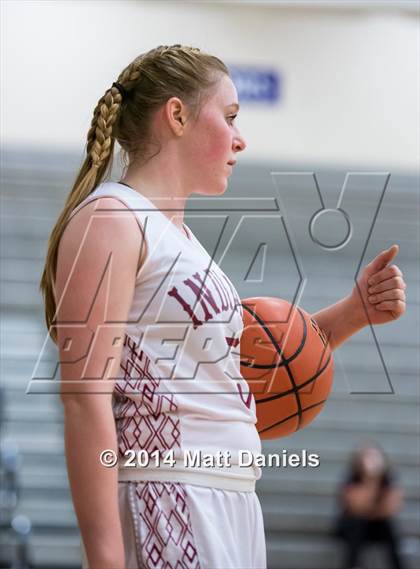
[197,179,229,196]
[214,182,229,196]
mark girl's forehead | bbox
[210,74,239,106]
[363,447,381,456]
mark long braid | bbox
[40,45,228,343]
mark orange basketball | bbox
[240,297,334,439]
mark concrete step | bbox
[262,505,420,536]
[262,438,420,464]
[0,235,46,261]
[259,491,420,519]
[262,423,420,457]
[4,397,63,419]
[10,498,77,528]
[0,530,82,568]
[258,460,420,487]
[257,479,420,504]
[265,532,420,569]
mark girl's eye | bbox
[227,114,238,124]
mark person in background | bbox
[333,441,407,569]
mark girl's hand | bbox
[349,244,407,326]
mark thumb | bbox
[367,244,399,273]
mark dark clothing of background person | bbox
[332,468,406,569]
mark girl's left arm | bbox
[311,244,407,351]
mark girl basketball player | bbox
[39,45,406,569]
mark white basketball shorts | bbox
[80,480,267,568]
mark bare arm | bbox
[311,295,365,351]
[370,487,405,520]
[311,246,406,351]
[55,198,144,568]
[341,480,381,517]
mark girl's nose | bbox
[233,133,246,153]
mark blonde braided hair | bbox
[40,45,228,343]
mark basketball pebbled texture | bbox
[240,297,334,439]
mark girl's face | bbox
[360,447,385,476]
[183,73,247,196]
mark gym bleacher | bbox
[1,148,419,568]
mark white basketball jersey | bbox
[68,181,262,465]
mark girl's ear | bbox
[165,97,187,135]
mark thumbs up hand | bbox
[350,244,407,326]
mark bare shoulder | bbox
[55,196,145,320]
[59,196,146,282]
